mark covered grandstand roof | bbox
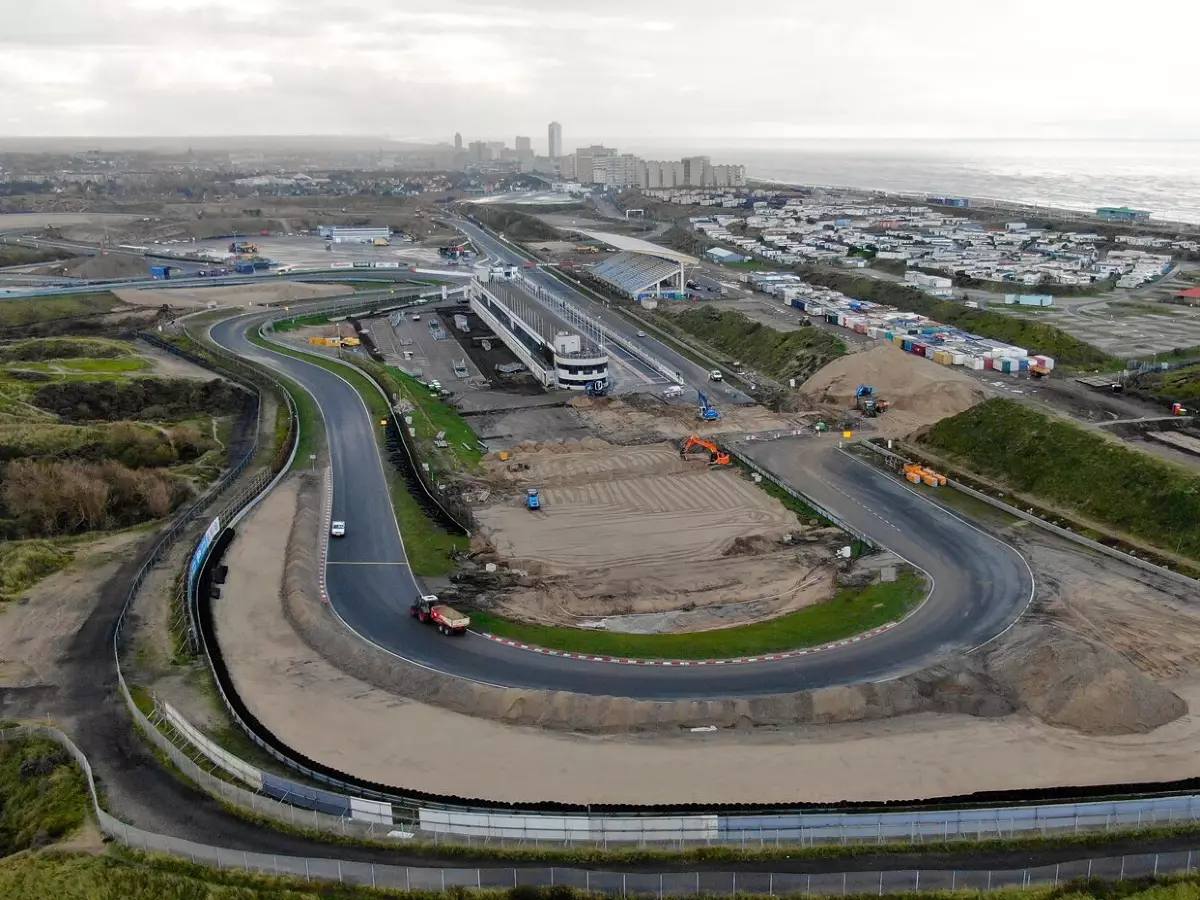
[592,252,682,298]
[572,229,697,265]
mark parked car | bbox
[330,520,346,538]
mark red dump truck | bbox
[410,594,469,635]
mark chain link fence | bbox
[5,722,1200,896]
[102,305,1200,865]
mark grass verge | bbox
[0,539,74,602]
[669,306,845,383]
[920,398,1200,563]
[381,363,482,469]
[470,570,926,660]
[271,314,330,333]
[0,292,124,328]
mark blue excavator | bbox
[697,391,720,421]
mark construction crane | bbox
[680,436,731,466]
[697,391,720,421]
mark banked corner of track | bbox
[209,310,1035,700]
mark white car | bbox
[636,330,647,338]
[330,520,346,538]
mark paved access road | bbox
[211,314,1034,699]
[455,219,752,405]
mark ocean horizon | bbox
[614,139,1200,225]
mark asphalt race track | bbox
[210,313,1034,700]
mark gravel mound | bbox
[800,344,985,428]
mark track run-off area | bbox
[210,310,1034,698]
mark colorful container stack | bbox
[776,283,1055,378]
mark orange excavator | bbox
[680,436,731,466]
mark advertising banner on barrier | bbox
[188,517,222,583]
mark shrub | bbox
[0,458,191,538]
[0,337,129,362]
[32,377,247,422]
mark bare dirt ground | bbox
[0,213,138,235]
[799,344,986,437]
[134,341,225,380]
[469,440,838,626]
[568,394,812,443]
[207,472,1200,805]
[34,254,150,280]
[113,281,349,310]
[0,530,145,691]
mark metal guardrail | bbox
[854,440,1200,590]
[11,724,1200,897]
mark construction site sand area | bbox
[474,441,837,626]
[568,394,811,443]
[208,476,1200,806]
[799,343,987,436]
[112,281,349,310]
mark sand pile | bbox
[986,626,1187,734]
[114,281,349,310]
[800,344,985,430]
[35,254,150,280]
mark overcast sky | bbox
[3,0,1198,145]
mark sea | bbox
[623,140,1200,225]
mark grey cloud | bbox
[3,0,1200,139]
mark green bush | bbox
[920,398,1200,559]
[801,270,1114,369]
[0,736,88,855]
[0,338,131,362]
[32,377,246,422]
[670,306,845,381]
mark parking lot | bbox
[365,304,487,389]
[998,300,1200,358]
[187,234,450,271]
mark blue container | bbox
[902,340,913,352]
[1018,359,1029,371]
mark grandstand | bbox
[591,251,684,299]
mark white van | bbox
[662,385,683,399]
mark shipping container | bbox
[984,358,995,370]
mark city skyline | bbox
[3,0,1198,139]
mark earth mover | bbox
[410,594,469,635]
